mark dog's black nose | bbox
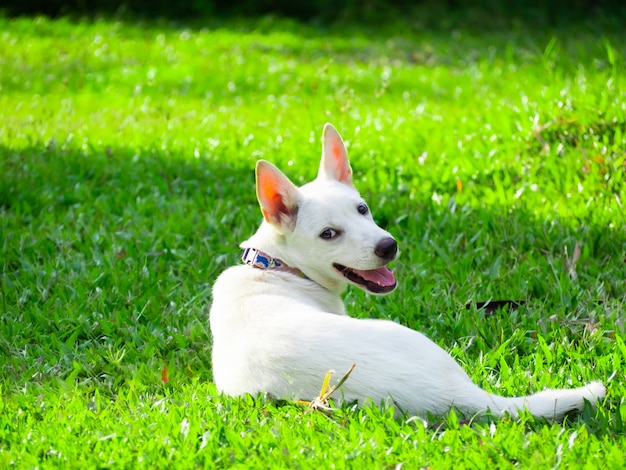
[375,237,398,261]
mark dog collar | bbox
[242,248,307,278]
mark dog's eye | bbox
[357,203,369,215]
[319,228,339,240]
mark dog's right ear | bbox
[256,160,299,229]
[318,123,354,187]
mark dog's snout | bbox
[375,237,398,261]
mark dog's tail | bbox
[476,381,606,420]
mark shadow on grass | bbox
[1,142,625,392]
[6,0,626,31]
[0,144,258,391]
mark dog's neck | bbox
[241,224,350,295]
[241,247,306,279]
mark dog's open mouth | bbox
[333,264,397,294]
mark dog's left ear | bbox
[256,160,299,229]
[318,123,354,187]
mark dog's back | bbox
[210,264,344,397]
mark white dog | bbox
[209,123,606,420]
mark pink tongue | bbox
[353,267,396,286]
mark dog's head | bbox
[250,123,398,295]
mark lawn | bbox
[1,10,625,468]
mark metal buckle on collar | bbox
[242,247,283,269]
[241,247,306,279]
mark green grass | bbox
[1,12,625,468]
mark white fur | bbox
[210,123,606,420]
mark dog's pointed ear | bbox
[318,123,353,187]
[256,160,299,228]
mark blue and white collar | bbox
[242,248,307,278]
